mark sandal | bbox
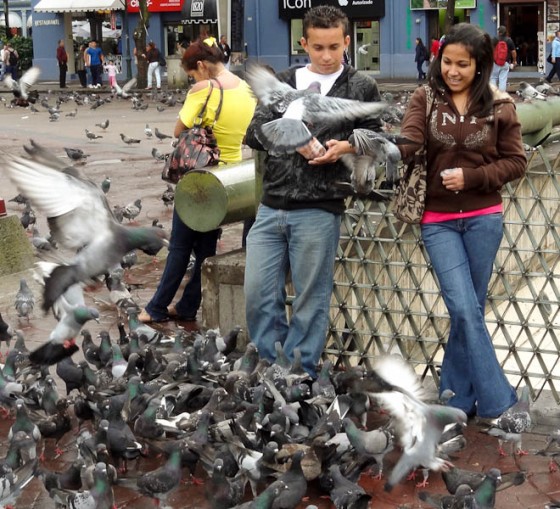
[138,309,169,324]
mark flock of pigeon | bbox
[0,65,559,509]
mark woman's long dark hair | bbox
[428,23,494,116]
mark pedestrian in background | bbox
[490,25,516,91]
[142,41,161,90]
[104,58,118,89]
[56,39,68,89]
[0,43,5,81]
[430,35,440,64]
[3,42,18,80]
[75,44,87,87]
[546,29,560,83]
[218,35,231,70]
[399,23,526,418]
[85,40,104,88]
[415,37,428,81]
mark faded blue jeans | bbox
[244,205,341,377]
[421,214,517,418]
[490,61,510,92]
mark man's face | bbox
[300,24,349,75]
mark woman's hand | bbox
[307,139,355,165]
[441,167,465,192]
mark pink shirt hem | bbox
[421,204,503,224]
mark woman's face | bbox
[441,43,476,95]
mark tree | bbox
[444,0,456,35]
[3,0,11,40]
[133,0,149,88]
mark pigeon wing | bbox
[3,154,113,249]
[19,67,41,100]
[300,96,387,124]
[256,119,313,155]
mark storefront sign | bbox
[35,18,61,25]
[410,0,476,9]
[127,0,182,13]
[181,0,217,23]
[279,0,385,20]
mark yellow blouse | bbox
[179,79,256,164]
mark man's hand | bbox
[308,139,356,165]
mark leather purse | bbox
[162,79,223,184]
[392,85,434,224]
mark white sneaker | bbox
[88,84,94,88]
[95,84,101,89]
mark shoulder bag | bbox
[162,79,223,184]
[392,85,434,224]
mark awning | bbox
[181,0,217,24]
[0,12,23,27]
[34,0,123,13]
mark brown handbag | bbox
[392,85,434,224]
[162,79,224,184]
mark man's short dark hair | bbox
[498,26,506,36]
[302,5,349,39]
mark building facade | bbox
[28,0,560,81]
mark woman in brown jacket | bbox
[399,23,527,419]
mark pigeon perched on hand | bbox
[341,129,415,194]
[2,143,168,312]
[517,82,547,101]
[246,64,387,154]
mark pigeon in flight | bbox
[85,129,103,141]
[2,142,168,311]
[120,133,141,145]
[246,64,387,153]
[113,77,137,98]
[3,66,41,101]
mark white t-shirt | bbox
[295,64,343,95]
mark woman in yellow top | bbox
[139,40,256,323]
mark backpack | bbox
[493,39,508,66]
[8,50,18,67]
[157,52,166,67]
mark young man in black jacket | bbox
[244,5,382,377]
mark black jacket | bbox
[245,65,382,214]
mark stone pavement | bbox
[0,86,560,509]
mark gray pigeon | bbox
[120,133,141,145]
[85,129,103,140]
[95,119,109,130]
[145,124,153,138]
[2,145,168,311]
[517,82,547,101]
[123,199,142,221]
[328,464,372,509]
[364,355,467,491]
[485,385,532,456]
[14,279,34,320]
[151,147,166,161]
[101,177,111,194]
[64,147,89,161]
[419,483,475,509]
[154,127,172,142]
[246,64,386,154]
[443,465,525,495]
[113,77,137,98]
[341,129,415,193]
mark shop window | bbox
[355,20,380,72]
[290,19,307,55]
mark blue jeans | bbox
[244,205,341,377]
[145,208,220,321]
[421,214,517,418]
[490,62,510,91]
